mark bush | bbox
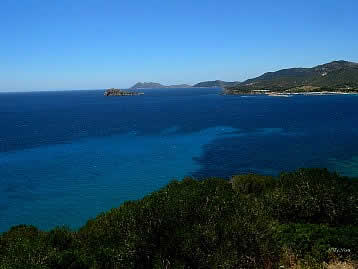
[0,225,50,269]
[231,174,276,195]
[0,168,357,268]
[275,224,358,263]
[268,168,358,224]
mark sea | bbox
[1,88,358,232]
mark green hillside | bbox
[225,60,358,94]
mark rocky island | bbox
[104,88,144,96]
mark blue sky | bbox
[1,0,357,91]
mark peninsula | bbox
[104,88,144,96]
[223,60,358,96]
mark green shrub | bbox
[275,224,358,262]
[231,174,276,195]
[47,226,74,251]
[268,168,358,224]
[0,225,50,269]
[0,168,357,268]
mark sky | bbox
[0,0,357,91]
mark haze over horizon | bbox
[1,0,357,92]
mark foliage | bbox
[268,168,357,225]
[0,168,357,268]
[231,174,276,196]
[0,225,50,269]
[275,224,358,263]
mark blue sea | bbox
[1,88,358,232]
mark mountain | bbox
[225,60,358,93]
[130,82,191,89]
[193,80,239,88]
[130,80,240,89]
[130,82,165,89]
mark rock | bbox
[104,88,144,96]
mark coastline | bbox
[268,91,358,97]
[223,90,358,97]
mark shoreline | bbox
[269,91,358,97]
[223,90,358,97]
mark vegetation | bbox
[0,168,357,268]
[224,60,358,95]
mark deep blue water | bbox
[1,88,358,232]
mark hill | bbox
[130,82,191,89]
[193,80,239,88]
[224,60,358,94]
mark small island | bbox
[104,88,144,96]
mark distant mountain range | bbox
[224,60,358,94]
[130,82,191,89]
[129,60,358,94]
[129,80,239,89]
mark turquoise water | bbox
[1,88,358,232]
